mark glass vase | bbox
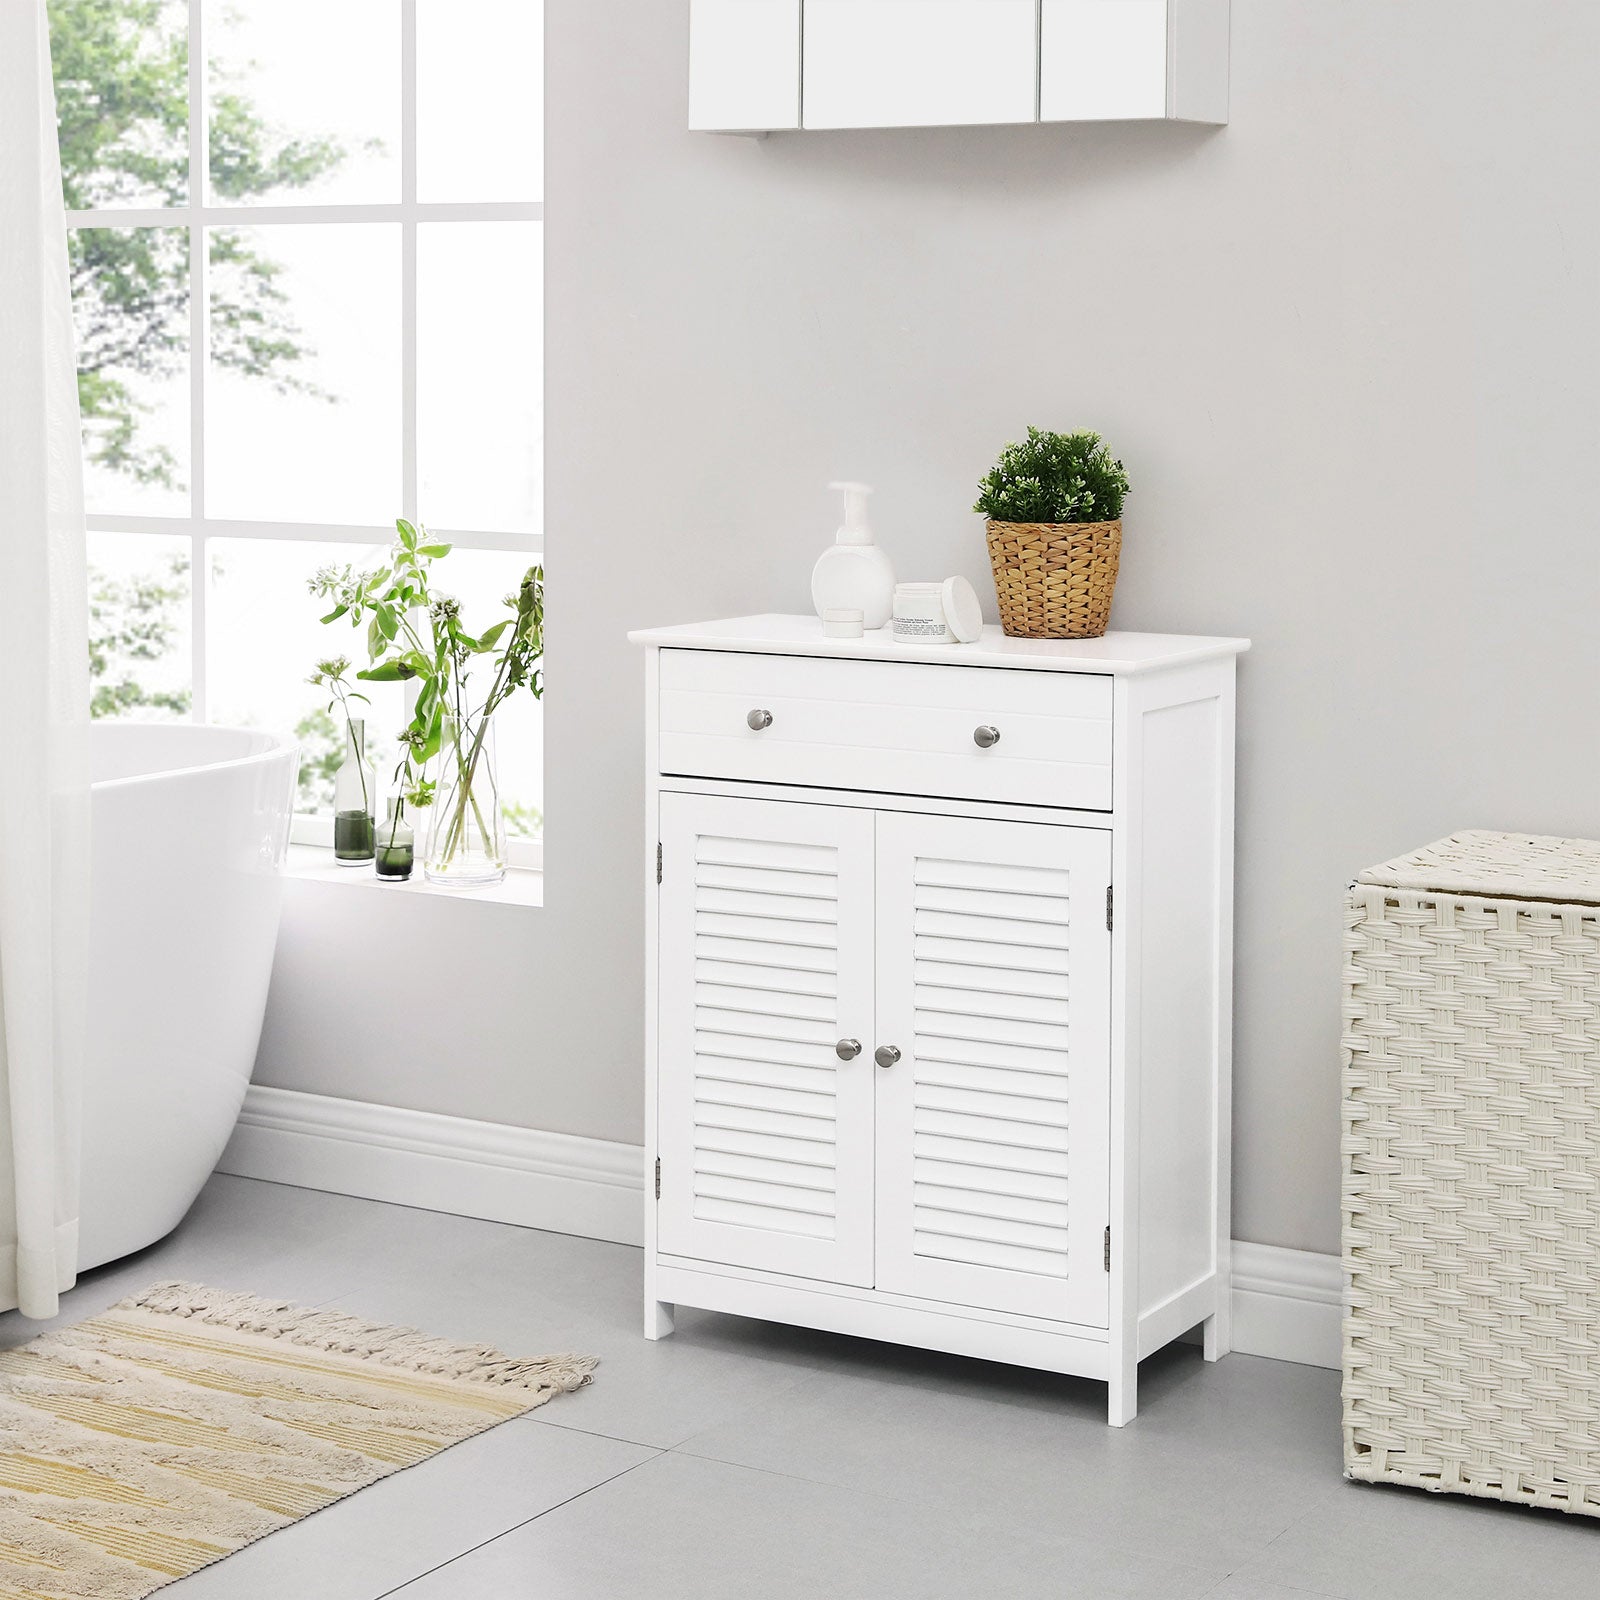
[375,797,414,881]
[423,714,506,886]
[332,717,377,866]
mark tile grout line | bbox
[367,1451,666,1600]
[524,1411,667,1452]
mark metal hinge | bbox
[1105,884,1114,933]
[654,1157,661,1200]
[1103,1225,1112,1273]
[656,842,663,885]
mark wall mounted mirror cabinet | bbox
[689,0,1230,133]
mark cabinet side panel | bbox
[689,0,801,131]
[1169,0,1230,124]
[1134,689,1224,1314]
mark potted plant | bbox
[310,520,544,887]
[974,427,1130,639]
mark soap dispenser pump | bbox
[811,481,895,632]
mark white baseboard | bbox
[219,1086,647,1248]
[219,1088,1343,1369]
[1229,1241,1343,1370]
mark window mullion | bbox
[401,0,420,735]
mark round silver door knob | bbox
[747,708,774,731]
[974,725,1001,749]
[835,1038,862,1062]
[875,1044,902,1069]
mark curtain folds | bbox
[0,0,90,1318]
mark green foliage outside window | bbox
[87,554,192,720]
[50,0,346,488]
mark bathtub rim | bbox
[90,723,300,794]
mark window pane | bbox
[87,532,192,720]
[52,0,188,211]
[432,549,543,838]
[206,224,401,523]
[208,539,405,814]
[71,227,190,516]
[417,222,542,535]
[205,0,399,206]
[417,0,542,203]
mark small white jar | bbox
[822,607,864,639]
[891,582,952,643]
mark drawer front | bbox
[659,650,1113,810]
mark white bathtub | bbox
[79,724,298,1270]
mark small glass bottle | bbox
[375,796,415,881]
[332,717,377,866]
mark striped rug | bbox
[0,1282,594,1598]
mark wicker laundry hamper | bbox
[984,519,1121,639]
[1343,831,1600,1516]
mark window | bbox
[55,0,545,864]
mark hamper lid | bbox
[1358,830,1600,907]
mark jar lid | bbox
[823,607,863,622]
[942,576,983,643]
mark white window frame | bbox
[68,0,545,872]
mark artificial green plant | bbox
[974,427,1131,525]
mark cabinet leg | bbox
[1203,1307,1231,1363]
[645,1299,676,1341]
[1108,1357,1138,1427]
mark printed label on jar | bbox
[893,616,950,639]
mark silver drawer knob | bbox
[747,708,774,731]
[974,725,1001,749]
[835,1038,862,1061]
[875,1044,901,1069]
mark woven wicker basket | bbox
[1343,831,1600,1517]
[984,519,1122,640]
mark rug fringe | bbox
[117,1282,596,1395]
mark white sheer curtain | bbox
[0,0,90,1319]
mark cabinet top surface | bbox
[629,615,1250,675]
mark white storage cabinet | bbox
[631,615,1248,1425]
[688,0,1231,133]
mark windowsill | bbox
[284,843,544,908]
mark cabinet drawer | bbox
[659,650,1113,810]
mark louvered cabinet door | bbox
[656,793,876,1286]
[874,814,1112,1325]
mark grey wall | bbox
[257,0,1600,1257]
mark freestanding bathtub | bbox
[79,724,298,1270]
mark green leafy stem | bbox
[309,520,544,871]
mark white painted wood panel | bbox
[803,0,1039,130]
[638,617,1247,1419]
[873,813,1113,1325]
[1041,0,1169,122]
[688,0,802,131]
[656,793,876,1284]
[659,649,1113,810]
[1118,662,1234,1362]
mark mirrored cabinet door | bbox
[689,0,802,132]
[803,0,1039,130]
[1040,0,1169,122]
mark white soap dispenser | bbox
[811,481,895,632]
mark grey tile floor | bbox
[4,1174,1598,1599]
